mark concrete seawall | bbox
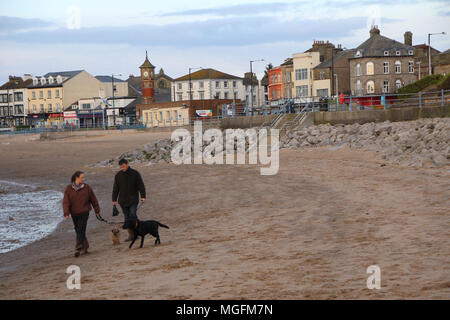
[313,105,450,125]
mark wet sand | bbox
[0,130,449,299]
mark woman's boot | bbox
[81,239,89,254]
[75,243,82,257]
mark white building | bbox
[172,68,264,109]
[0,75,31,127]
[292,51,321,102]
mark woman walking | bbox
[63,171,100,257]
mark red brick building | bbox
[268,67,282,101]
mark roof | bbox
[44,70,83,78]
[280,58,293,66]
[140,52,155,69]
[352,32,415,58]
[0,78,32,90]
[314,49,355,69]
[175,68,242,81]
[95,75,126,83]
[28,70,83,88]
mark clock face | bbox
[143,71,149,78]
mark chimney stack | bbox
[370,25,380,37]
[404,31,412,46]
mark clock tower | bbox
[140,50,155,104]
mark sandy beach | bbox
[0,130,449,299]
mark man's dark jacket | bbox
[112,167,146,206]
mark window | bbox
[56,103,61,112]
[14,92,23,102]
[32,91,36,100]
[47,90,52,99]
[395,80,402,90]
[319,71,325,80]
[55,89,60,98]
[384,51,389,56]
[396,51,401,56]
[383,62,389,74]
[356,80,362,95]
[215,92,220,99]
[366,62,374,75]
[366,81,375,94]
[177,83,182,90]
[408,50,414,56]
[40,104,44,112]
[356,63,361,76]
[224,81,228,88]
[48,104,52,112]
[39,91,43,99]
[317,89,328,97]
[199,81,204,89]
[233,80,237,88]
[33,105,36,112]
[408,61,414,73]
[383,80,389,93]
[295,85,308,97]
[177,93,182,101]
[199,92,204,100]
[215,81,220,88]
[233,92,238,99]
[82,103,91,109]
[355,50,362,57]
[395,61,401,74]
[224,92,229,99]
[295,68,308,80]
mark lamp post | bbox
[428,32,446,75]
[250,59,264,112]
[111,73,122,127]
[188,67,202,101]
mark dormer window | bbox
[48,76,54,84]
[56,75,63,83]
[355,50,362,57]
[408,50,414,55]
[33,78,38,85]
[384,51,389,56]
[40,77,46,85]
[396,51,401,56]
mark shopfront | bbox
[27,114,48,128]
[77,109,104,128]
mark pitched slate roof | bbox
[175,68,242,81]
[0,78,32,90]
[95,75,126,83]
[352,32,415,59]
[44,70,83,78]
[28,70,84,88]
[314,49,355,69]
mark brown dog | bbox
[110,225,121,245]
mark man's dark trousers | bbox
[121,203,138,223]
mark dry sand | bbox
[0,130,449,299]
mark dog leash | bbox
[96,201,145,225]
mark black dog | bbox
[122,219,169,248]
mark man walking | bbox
[112,158,146,241]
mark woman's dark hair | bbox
[71,171,84,183]
[119,158,128,165]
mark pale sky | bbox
[0,0,449,83]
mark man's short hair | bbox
[119,158,128,165]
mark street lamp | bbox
[428,32,446,75]
[250,59,264,111]
[188,67,202,101]
[111,73,122,127]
